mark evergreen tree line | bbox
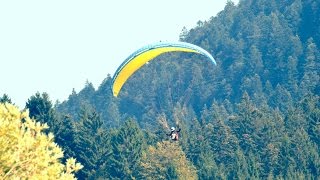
[2,90,319,179]
[1,0,320,179]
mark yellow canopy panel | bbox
[112,42,216,97]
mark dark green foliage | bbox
[165,163,179,180]
[54,115,78,160]
[73,108,111,179]
[26,92,54,123]
[0,94,12,104]
[108,119,145,179]
[57,76,122,128]
[25,92,59,133]
[186,118,221,179]
[303,96,320,148]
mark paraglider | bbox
[166,126,181,141]
[111,41,216,97]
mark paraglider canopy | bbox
[112,41,216,97]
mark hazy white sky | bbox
[0,0,238,108]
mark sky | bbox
[0,0,238,108]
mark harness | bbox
[171,131,179,140]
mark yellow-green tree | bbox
[0,103,82,179]
[140,141,197,179]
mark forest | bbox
[1,0,320,179]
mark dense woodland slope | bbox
[58,0,319,127]
[2,0,319,179]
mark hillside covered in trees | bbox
[1,0,320,179]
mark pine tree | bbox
[94,75,121,128]
[186,118,221,179]
[278,134,297,178]
[247,45,264,75]
[258,108,285,176]
[57,88,81,120]
[207,105,243,178]
[25,92,59,133]
[209,118,239,163]
[0,94,13,104]
[302,95,320,148]
[186,118,204,164]
[197,149,220,179]
[54,115,78,161]
[231,92,259,155]
[284,0,302,32]
[108,119,145,179]
[290,128,320,176]
[270,84,293,113]
[246,151,260,178]
[300,38,320,96]
[197,102,249,178]
[240,74,264,105]
[286,56,299,94]
[73,108,111,179]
